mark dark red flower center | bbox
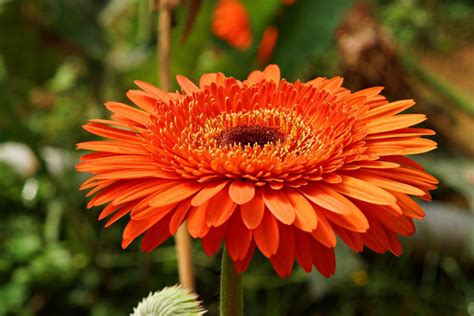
[216,125,286,147]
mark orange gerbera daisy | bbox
[77,65,437,278]
[212,0,252,50]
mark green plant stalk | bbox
[220,248,243,316]
[403,55,474,116]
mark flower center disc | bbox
[216,125,286,147]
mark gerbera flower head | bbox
[77,65,437,278]
[212,0,252,50]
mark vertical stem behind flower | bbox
[157,0,171,90]
[156,0,195,291]
[220,248,243,316]
[175,225,195,291]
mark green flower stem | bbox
[220,248,243,316]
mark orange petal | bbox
[246,70,265,85]
[104,102,150,126]
[134,80,173,102]
[98,203,121,221]
[330,175,396,205]
[300,184,352,215]
[262,188,295,225]
[262,64,280,84]
[169,199,192,234]
[353,160,400,169]
[391,192,425,219]
[321,76,344,92]
[355,200,402,218]
[322,173,342,184]
[131,203,178,221]
[253,210,279,257]
[176,75,199,94]
[77,141,146,155]
[351,86,384,99]
[87,181,127,208]
[132,186,174,213]
[225,211,252,261]
[310,209,337,248]
[384,155,426,171]
[320,203,369,233]
[140,214,172,252]
[122,218,158,248]
[285,189,317,232]
[123,207,173,248]
[367,168,438,190]
[352,170,425,196]
[270,223,295,278]
[306,76,326,88]
[367,114,426,134]
[364,144,405,156]
[126,89,156,112]
[257,26,279,64]
[187,202,210,238]
[311,240,336,278]
[333,226,364,252]
[80,154,155,167]
[228,180,255,205]
[87,118,140,130]
[400,137,438,155]
[233,241,256,273]
[365,127,435,140]
[104,207,131,227]
[362,214,390,254]
[201,224,227,256]
[386,230,403,256]
[93,169,173,180]
[240,190,265,229]
[295,230,313,273]
[199,73,218,88]
[83,123,138,142]
[367,137,437,155]
[206,189,237,227]
[363,99,415,120]
[118,180,174,206]
[364,204,415,237]
[150,182,203,207]
[191,181,228,206]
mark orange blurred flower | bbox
[212,0,252,50]
[257,26,279,65]
[77,65,437,278]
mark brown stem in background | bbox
[155,0,195,291]
[157,0,172,90]
[175,224,195,291]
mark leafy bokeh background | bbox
[0,0,473,315]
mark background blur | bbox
[0,0,473,315]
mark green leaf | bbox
[171,1,215,83]
[242,0,281,38]
[272,0,354,80]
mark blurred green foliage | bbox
[379,0,474,51]
[0,0,473,315]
